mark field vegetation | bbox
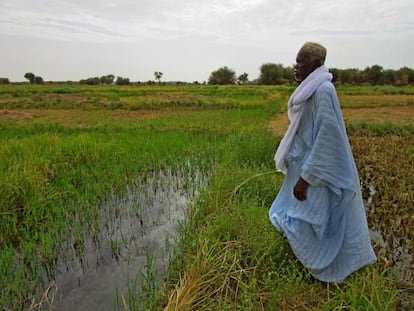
[0,84,413,310]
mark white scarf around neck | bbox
[274,65,333,174]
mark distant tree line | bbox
[2,65,413,86]
[329,65,414,86]
[80,74,130,85]
[0,78,10,84]
[208,64,414,86]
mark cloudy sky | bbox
[1,0,413,82]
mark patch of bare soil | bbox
[0,110,34,120]
[268,112,289,136]
[342,105,414,123]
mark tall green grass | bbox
[159,128,406,310]
[0,86,279,309]
[1,84,412,310]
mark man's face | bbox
[294,50,319,82]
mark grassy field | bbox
[0,84,413,310]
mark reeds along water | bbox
[41,164,208,311]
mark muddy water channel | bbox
[47,165,207,310]
[364,181,413,282]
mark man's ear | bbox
[314,59,322,67]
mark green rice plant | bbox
[323,263,399,311]
[336,85,414,96]
[1,84,412,310]
[139,255,158,311]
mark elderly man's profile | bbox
[269,42,376,282]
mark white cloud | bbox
[1,0,413,81]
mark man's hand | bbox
[294,177,309,201]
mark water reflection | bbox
[48,165,207,310]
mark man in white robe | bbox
[269,42,376,282]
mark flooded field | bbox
[43,166,207,310]
[1,84,413,310]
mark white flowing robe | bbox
[269,81,376,282]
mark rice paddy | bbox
[0,84,413,310]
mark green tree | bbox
[363,65,384,85]
[403,66,414,84]
[0,78,10,84]
[208,66,236,85]
[258,63,285,85]
[80,77,100,85]
[100,74,115,85]
[24,72,35,84]
[237,72,249,85]
[34,76,44,84]
[395,66,414,85]
[24,72,44,84]
[154,71,163,84]
[116,76,130,85]
[383,69,395,85]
